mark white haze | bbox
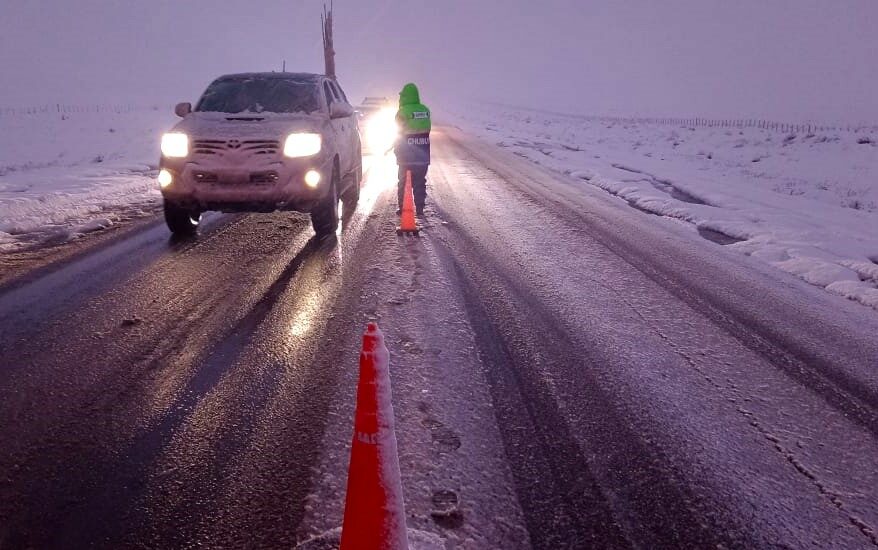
[1,0,876,123]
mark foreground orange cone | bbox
[396,170,419,236]
[340,323,409,550]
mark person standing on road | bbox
[394,83,431,215]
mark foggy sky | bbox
[1,0,876,122]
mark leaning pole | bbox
[321,2,336,80]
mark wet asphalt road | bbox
[0,178,390,548]
[2,130,878,549]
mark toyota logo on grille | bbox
[227,139,242,149]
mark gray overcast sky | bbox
[1,0,876,122]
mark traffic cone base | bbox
[397,170,420,236]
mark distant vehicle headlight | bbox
[161,133,189,158]
[284,133,322,158]
[366,108,398,154]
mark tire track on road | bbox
[442,129,878,441]
[427,219,738,549]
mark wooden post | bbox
[322,3,336,80]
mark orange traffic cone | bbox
[396,170,419,236]
[339,323,409,550]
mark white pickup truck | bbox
[158,72,362,237]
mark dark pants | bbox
[398,165,428,211]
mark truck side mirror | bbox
[175,102,192,118]
[329,102,354,119]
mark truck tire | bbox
[341,160,362,208]
[311,168,340,237]
[164,201,201,235]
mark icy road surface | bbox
[1,129,878,549]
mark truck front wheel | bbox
[311,168,340,238]
[164,201,202,235]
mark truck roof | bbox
[214,72,324,83]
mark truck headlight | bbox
[161,133,189,158]
[284,133,322,158]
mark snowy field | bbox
[0,107,174,252]
[446,104,878,310]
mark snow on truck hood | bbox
[171,111,327,139]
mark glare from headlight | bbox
[157,169,173,188]
[161,133,189,158]
[304,170,321,188]
[284,133,322,158]
[366,108,398,154]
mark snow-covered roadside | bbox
[0,108,174,252]
[444,103,878,310]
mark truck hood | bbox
[171,111,327,140]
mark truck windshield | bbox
[195,78,320,114]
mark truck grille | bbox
[193,171,218,183]
[190,170,279,185]
[250,171,279,184]
[192,139,280,157]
